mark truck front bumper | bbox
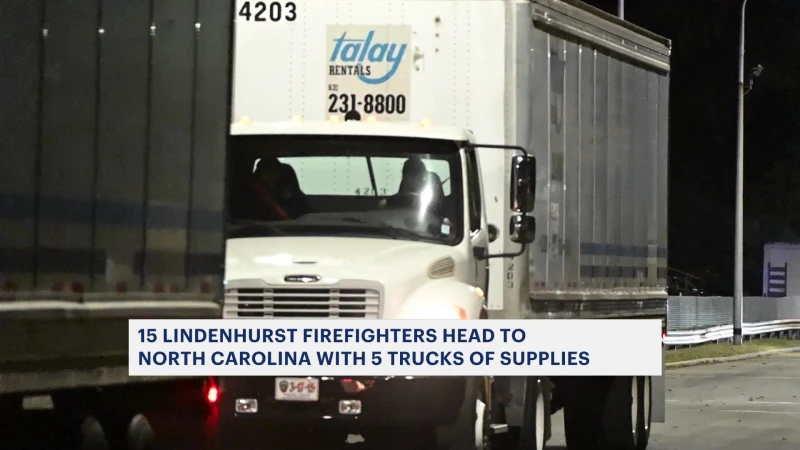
[217,376,467,428]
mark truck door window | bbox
[465,150,482,232]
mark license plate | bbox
[275,377,320,402]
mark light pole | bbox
[618,0,624,19]
[733,0,748,346]
[733,0,764,345]
[734,1,764,345]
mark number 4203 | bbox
[238,1,297,22]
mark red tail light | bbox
[204,378,219,404]
[207,386,219,404]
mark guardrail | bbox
[664,296,800,347]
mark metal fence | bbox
[665,296,800,347]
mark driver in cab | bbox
[388,157,445,212]
[384,157,450,236]
[245,157,311,221]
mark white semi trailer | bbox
[219,0,670,449]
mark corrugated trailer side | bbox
[0,0,233,399]
[0,0,233,298]
[519,0,670,318]
[0,2,234,446]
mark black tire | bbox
[601,376,650,450]
[0,395,23,445]
[492,426,520,450]
[563,402,603,450]
[74,415,111,450]
[126,414,157,450]
[436,376,489,450]
[636,376,652,450]
[562,380,604,450]
[516,377,548,450]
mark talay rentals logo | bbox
[328,29,408,85]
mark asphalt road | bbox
[192,353,800,449]
[13,354,800,449]
[653,352,800,450]
[548,352,800,450]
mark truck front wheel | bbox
[523,380,548,450]
[435,376,491,450]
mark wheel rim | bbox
[535,390,545,450]
[643,376,651,434]
[631,377,640,437]
[475,397,487,450]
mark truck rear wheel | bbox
[126,414,157,450]
[602,376,651,450]
[74,415,110,450]
[562,379,604,450]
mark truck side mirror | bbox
[510,155,536,213]
[509,215,536,244]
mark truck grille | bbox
[224,288,380,319]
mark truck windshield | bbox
[226,134,464,246]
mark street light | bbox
[734,0,764,345]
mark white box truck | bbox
[219,0,670,449]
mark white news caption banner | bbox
[128,319,663,377]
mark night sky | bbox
[583,0,800,295]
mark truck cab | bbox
[219,117,538,450]
[223,118,535,322]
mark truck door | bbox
[465,149,489,293]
